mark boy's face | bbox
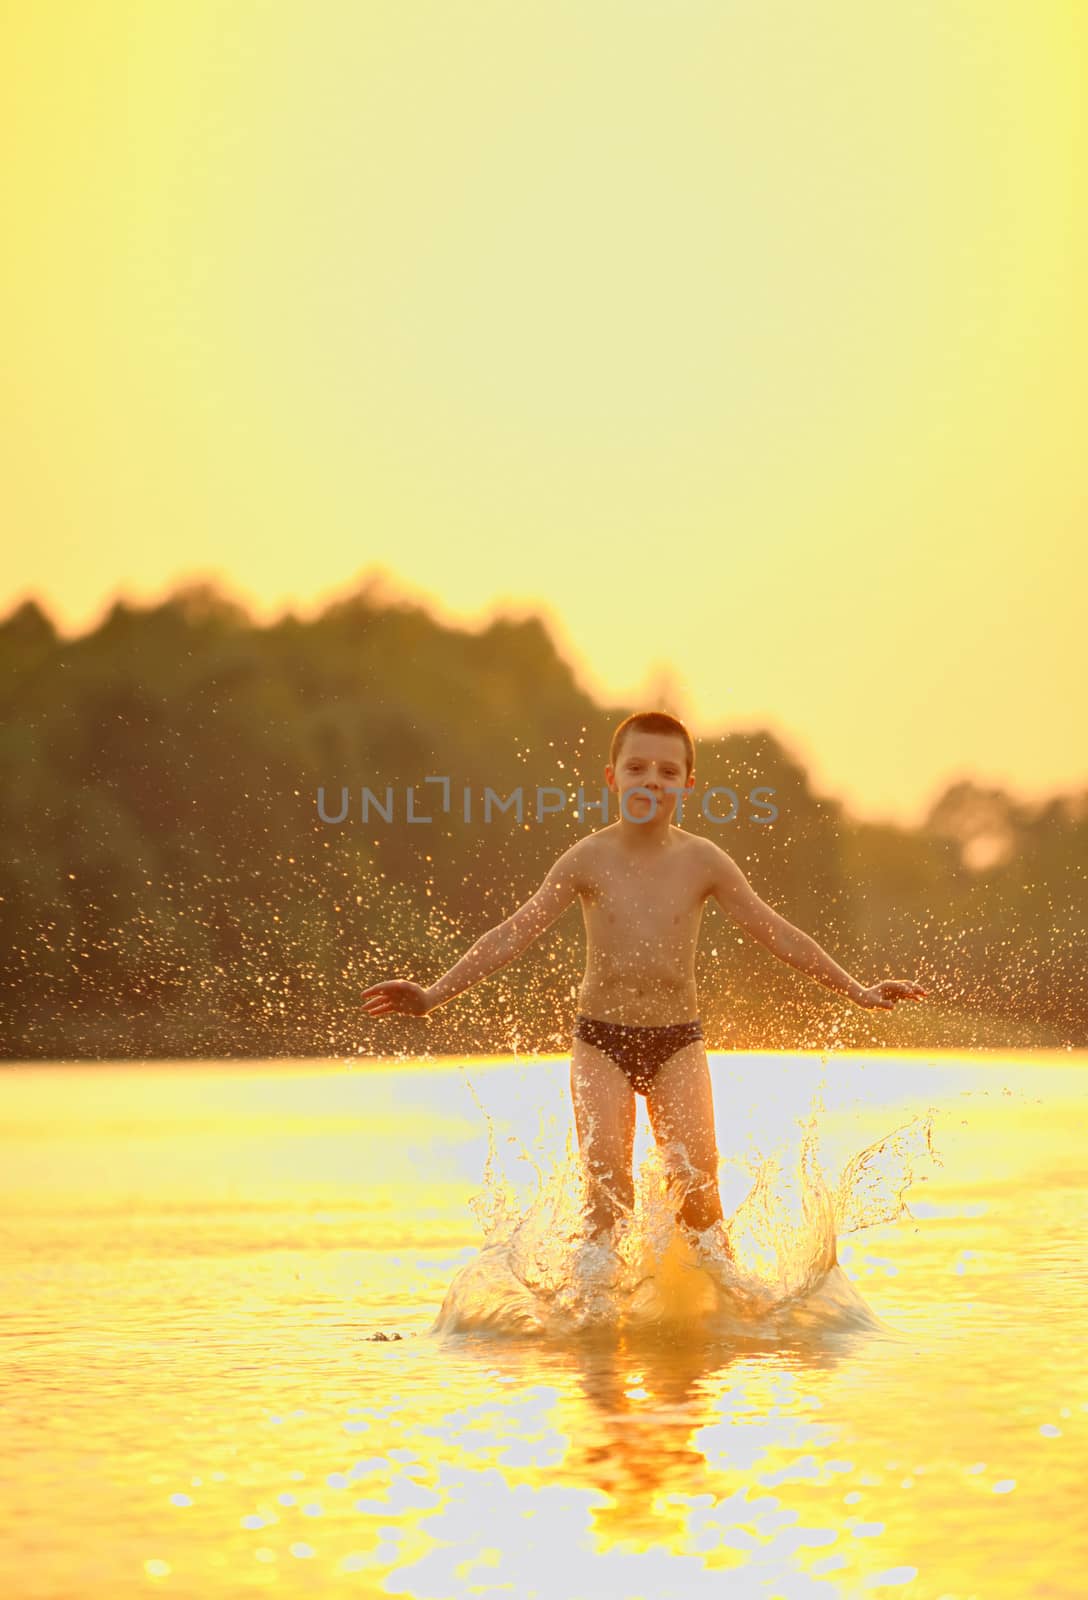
[606,730,694,825]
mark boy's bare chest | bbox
[582,861,707,924]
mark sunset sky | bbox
[2,1,1084,826]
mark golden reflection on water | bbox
[1,1052,1086,1599]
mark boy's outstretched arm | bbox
[361,845,584,1018]
[704,841,927,1010]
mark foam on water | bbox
[433,1088,939,1343]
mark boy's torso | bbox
[571,825,716,1027]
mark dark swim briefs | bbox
[573,1013,704,1097]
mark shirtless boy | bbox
[362,711,927,1259]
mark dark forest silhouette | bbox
[1,579,1084,1059]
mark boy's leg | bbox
[645,1042,726,1236]
[570,1038,636,1238]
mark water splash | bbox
[434,1080,940,1343]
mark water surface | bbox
[2,1049,1086,1598]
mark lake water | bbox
[2,1049,1086,1599]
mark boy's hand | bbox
[361,980,432,1018]
[856,979,928,1011]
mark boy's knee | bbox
[661,1140,717,1188]
[676,1180,722,1229]
[585,1161,633,1202]
[662,1141,698,1185]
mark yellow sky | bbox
[2,1,1085,825]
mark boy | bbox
[362,712,927,1261]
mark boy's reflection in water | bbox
[453,1326,858,1551]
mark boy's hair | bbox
[609,711,695,778]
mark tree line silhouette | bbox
[1,578,1084,1060]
